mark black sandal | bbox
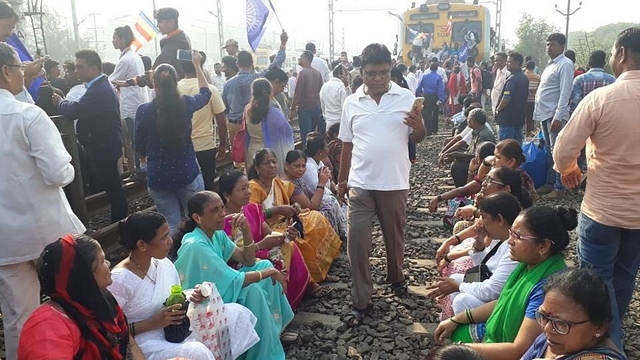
[342,303,373,327]
[391,281,408,296]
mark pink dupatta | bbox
[224,204,310,310]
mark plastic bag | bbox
[443,197,473,227]
[186,283,233,360]
[521,131,547,189]
[163,300,192,343]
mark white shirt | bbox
[15,86,34,104]
[406,72,418,94]
[416,69,426,83]
[211,73,226,94]
[460,122,494,145]
[320,77,350,127]
[0,89,85,265]
[298,56,331,83]
[460,63,470,81]
[66,84,86,102]
[491,67,510,114]
[287,76,297,97]
[108,48,148,119]
[339,82,414,190]
[437,66,448,84]
[302,157,328,191]
[458,240,519,302]
[533,54,574,122]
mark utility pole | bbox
[216,0,224,61]
[555,0,582,46]
[92,13,98,51]
[495,0,502,52]
[70,0,80,50]
[328,0,335,61]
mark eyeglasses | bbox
[484,176,506,186]
[364,69,391,79]
[535,309,590,335]
[509,229,556,244]
[5,63,25,70]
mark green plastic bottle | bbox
[166,285,186,307]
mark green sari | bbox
[452,254,567,343]
[175,228,294,360]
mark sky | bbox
[43,0,640,63]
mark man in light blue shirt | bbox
[533,33,574,198]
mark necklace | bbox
[129,256,156,284]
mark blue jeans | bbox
[498,125,523,143]
[148,174,204,235]
[298,107,324,148]
[540,119,565,190]
[577,213,640,351]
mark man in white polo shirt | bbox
[320,64,351,131]
[338,43,426,326]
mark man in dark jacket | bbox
[153,7,191,79]
[53,49,128,222]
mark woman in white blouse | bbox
[108,211,259,360]
[427,192,521,319]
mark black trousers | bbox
[422,93,440,135]
[196,149,218,191]
[88,157,128,223]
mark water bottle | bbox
[165,284,186,307]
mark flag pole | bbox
[267,0,284,30]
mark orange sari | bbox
[249,178,342,283]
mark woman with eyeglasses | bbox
[521,268,625,359]
[435,167,532,289]
[429,139,534,214]
[434,205,578,360]
[428,192,520,321]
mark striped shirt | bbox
[569,68,616,113]
[525,70,540,103]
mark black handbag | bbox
[163,300,192,343]
[463,241,504,283]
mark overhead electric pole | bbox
[555,0,582,46]
[71,0,80,50]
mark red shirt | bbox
[18,303,82,359]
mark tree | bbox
[514,13,559,70]
[569,22,640,69]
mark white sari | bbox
[109,258,258,360]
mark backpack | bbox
[481,68,493,90]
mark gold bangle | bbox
[256,271,263,281]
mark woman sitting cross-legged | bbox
[434,205,578,360]
[108,211,259,360]
[219,170,311,310]
[282,149,347,237]
[434,166,533,320]
[248,148,342,287]
[427,192,520,321]
[522,268,625,359]
[173,191,294,360]
[18,234,144,359]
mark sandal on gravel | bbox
[280,332,299,344]
[307,284,334,298]
[342,303,373,327]
[391,281,408,296]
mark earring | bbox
[595,333,601,338]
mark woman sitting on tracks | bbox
[135,50,210,235]
[522,268,625,360]
[248,148,343,289]
[219,170,311,310]
[173,191,294,360]
[433,206,578,360]
[283,148,347,237]
[427,192,520,321]
[109,211,259,360]
[243,78,295,175]
[18,234,144,359]
[429,139,534,214]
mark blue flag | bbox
[246,0,273,52]
[6,34,45,101]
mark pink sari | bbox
[224,203,310,310]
